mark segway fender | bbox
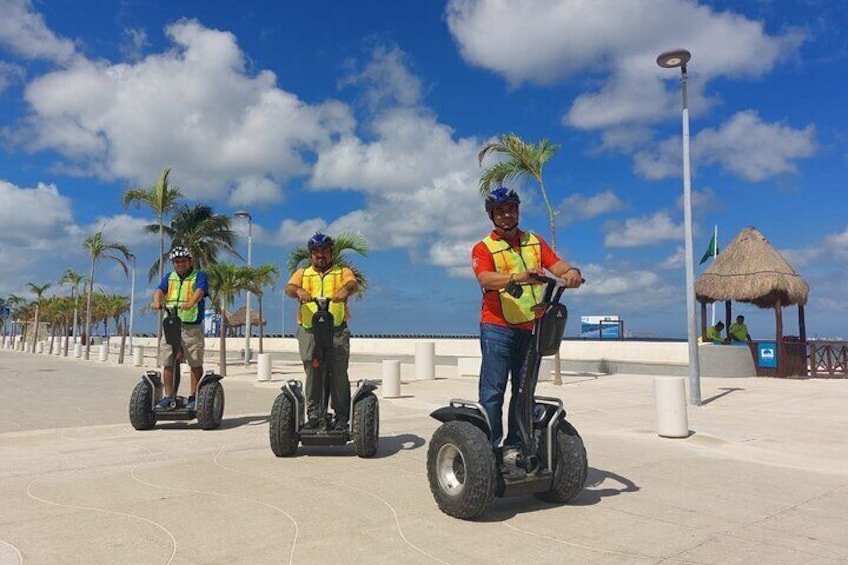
[142,370,162,390]
[352,379,378,402]
[280,380,305,428]
[198,371,223,388]
[430,399,492,439]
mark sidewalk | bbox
[1,348,847,564]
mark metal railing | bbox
[809,341,848,378]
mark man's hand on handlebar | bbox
[296,288,312,303]
[331,288,349,302]
[560,267,584,289]
[151,301,163,311]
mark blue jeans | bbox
[479,323,533,449]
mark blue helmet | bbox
[168,246,192,260]
[484,187,521,215]
[307,232,334,251]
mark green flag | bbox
[699,233,719,265]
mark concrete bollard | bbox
[133,346,144,367]
[53,341,62,356]
[382,360,401,398]
[257,353,271,382]
[36,341,43,354]
[415,341,435,380]
[654,377,689,438]
[74,343,82,358]
[98,343,109,362]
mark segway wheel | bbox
[129,380,157,430]
[352,393,379,458]
[269,393,299,457]
[535,421,587,504]
[196,380,225,430]
[426,421,496,520]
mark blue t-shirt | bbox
[157,269,209,325]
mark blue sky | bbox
[1,0,846,339]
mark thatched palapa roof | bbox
[224,306,266,327]
[694,226,809,308]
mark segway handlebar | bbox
[528,273,585,307]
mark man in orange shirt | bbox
[285,233,358,430]
[472,187,583,456]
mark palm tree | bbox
[26,283,51,353]
[207,263,251,376]
[478,133,561,250]
[104,294,130,364]
[241,264,280,354]
[286,232,369,295]
[0,296,8,342]
[59,269,87,356]
[7,295,27,348]
[478,133,566,383]
[122,167,183,283]
[153,203,242,274]
[83,230,132,360]
[123,167,182,358]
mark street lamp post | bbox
[235,211,253,366]
[128,255,136,355]
[657,48,702,406]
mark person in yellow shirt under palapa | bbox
[729,315,751,342]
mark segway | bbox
[129,305,225,430]
[269,297,379,457]
[426,274,588,519]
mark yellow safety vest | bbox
[482,233,542,325]
[165,270,199,324]
[299,265,348,328]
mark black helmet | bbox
[484,187,521,214]
[168,246,192,260]
[307,232,334,251]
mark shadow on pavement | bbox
[375,433,426,457]
[481,467,640,521]
[701,387,745,406]
[219,414,271,429]
[572,467,640,506]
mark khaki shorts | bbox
[158,323,205,368]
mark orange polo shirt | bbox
[472,230,561,330]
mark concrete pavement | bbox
[1,348,847,564]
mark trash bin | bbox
[757,341,777,368]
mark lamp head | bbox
[656,49,691,69]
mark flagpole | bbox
[710,224,717,325]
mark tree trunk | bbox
[85,260,95,360]
[258,295,265,354]
[118,317,127,364]
[31,305,40,354]
[218,299,227,376]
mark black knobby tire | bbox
[196,380,225,430]
[426,421,496,520]
[535,421,587,503]
[129,380,157,430]
[352,393,379,458]
[269,394,299,457]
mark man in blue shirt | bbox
[151,246,209,409]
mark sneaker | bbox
[186,395,196,410]
[332,419,348,431]
[156,397,172,410]
[303,416,320,430]
[502,446,521,467]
